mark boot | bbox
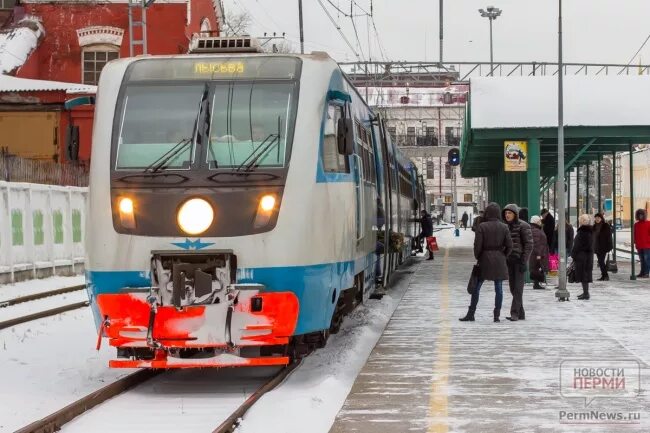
[493,309,500,323]
[427,251,434,261]
[533,281,544,290]
[459,308,475,322]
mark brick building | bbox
[0,0,223,165]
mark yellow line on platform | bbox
[428,247,450,433]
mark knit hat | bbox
[530,215,542,226]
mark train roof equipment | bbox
[189,36,263,54]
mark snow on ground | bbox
[235,260,418,433]
[0,309,134,433]
[0,274,85,303]
[63,367,279,433]
[0,290,88,323]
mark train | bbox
[83,36,426,368]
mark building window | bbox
[426,160,434,179]
[444,194,453,204]
[426,127,437,137]
[82,46,119,85]
[388,126,396,141]
[464,194,473,203]
[445,163,452,179]
[0,0,15,10]
[200,17,212,34]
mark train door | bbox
[353,119,365,242]
[377,116,393,286]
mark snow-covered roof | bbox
[0,18,44,75]
[360,85,468,108]
[471,76,650,129]
[0,75,97,94]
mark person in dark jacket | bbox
[541,209,556,251]
[471,210,485,232]
[529,215,550,290]
[592,213,613,281]
[553,219,574,254]
[461,212,469,230]
[572,214,594,300]
[417,210,434,260]
[460,202,513,323]
[502,203,533,321]
[518,207,529,224]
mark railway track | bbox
[14,362,299,433]
[0,285,88,330]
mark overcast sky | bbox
[223,0,650,65]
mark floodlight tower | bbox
[479,6,502,76]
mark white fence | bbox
[0,181,88,282]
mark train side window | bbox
[323,105,349,173]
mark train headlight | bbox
[259,195,276,212]
[118,197,136,229]
[254,194,277,228]
[177,198,214,235]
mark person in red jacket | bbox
[634,209,650,278]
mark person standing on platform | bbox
[592,213,613,281]
[460,203,512,323]
[529,215,549,290]
[541,209,556,251]
[472,210,485,232]
[461,211,469,230]
[634,209,650,278]
[417,210,434,260]
[518,207,529,224]
[502,204,533,322]
[572,214,594,299]
[553,218,574,254]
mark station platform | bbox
[330,232,650,433]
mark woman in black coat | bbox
[592,213,613,281]
[460,202,513,323]
[529,216,549,290]
[571,214,594,300]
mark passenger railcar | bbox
[84,37,423,368]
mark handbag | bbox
[606,254,618,274]
[467,264,480,294]
[426,236,439,252]
[530,259,545,281]
[567,261,577,283]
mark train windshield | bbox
[207,82,295,169]
[114,57,301,172]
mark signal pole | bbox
[298,0,305,54]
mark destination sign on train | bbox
[127,57,300,81]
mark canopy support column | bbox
[526,138,541,217]
[597,155,602,213]
[629,143,636,280]
[612,151,617,255]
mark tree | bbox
[222,11,252,37]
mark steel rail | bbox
[0,301,89,330]
[0,284,85,308]
[14,370,159,433]
[212,361,301,433]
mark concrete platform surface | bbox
[330,230,650,433]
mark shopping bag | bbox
[426,236,439,252]
[606,253,618,274]
[467,264,480,294]
[549,254,559,272]
[530,260,545,281]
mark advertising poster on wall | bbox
[504,141,528,172]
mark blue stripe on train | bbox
[86,253,376,336]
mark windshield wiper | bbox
[144,137,192,173]
[235,133,280,172]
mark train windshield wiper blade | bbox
[143,137,192,173]
[234,133,280,172]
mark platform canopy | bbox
[460,75,650,218]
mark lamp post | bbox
[555,0,570,301]
[479,6,502,76]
